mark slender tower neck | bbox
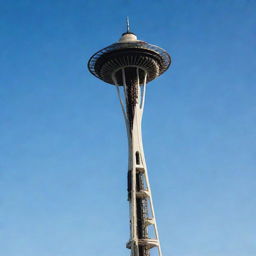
[113,66,162,256]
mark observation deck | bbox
[88,32,171,86]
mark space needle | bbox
[88,19,171,256]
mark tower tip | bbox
[120,16,137,40]
[126,17,130,33]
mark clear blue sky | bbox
[0,1,256,256]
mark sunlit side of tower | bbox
[88,21,171,256]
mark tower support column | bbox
[113,67,162,256]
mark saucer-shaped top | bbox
[88,37,171,86]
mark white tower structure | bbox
[88,21,171,256]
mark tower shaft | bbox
[113,67,162,256]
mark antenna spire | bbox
[126,16,130,33]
